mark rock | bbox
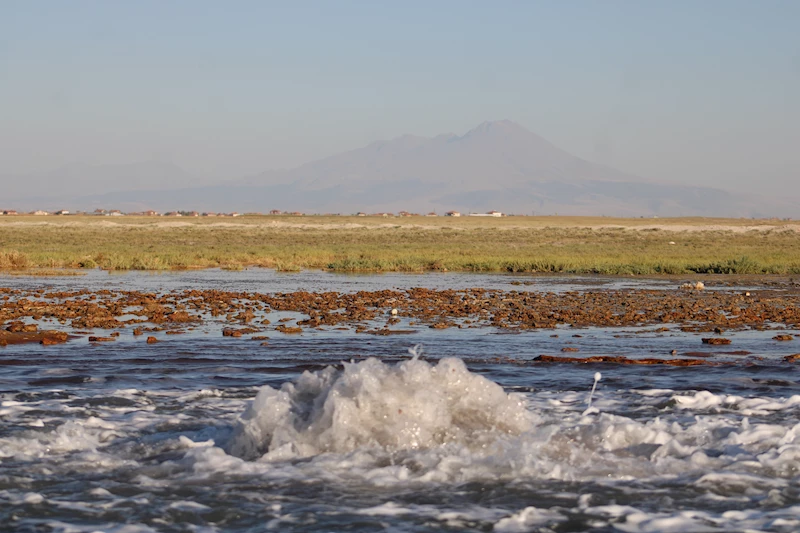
[702,338,732,345]
[146,336,158,344]
[276,325,303,334]
[40,331,69,345]
[773,334,794,341]
[561,347,580,352]
[784,354,800,362]
[88,336,115,342]
[6,322,37,333]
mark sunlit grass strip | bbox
[1,216,799,274]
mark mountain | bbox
[229,120,792,217]
[3,121,796,217]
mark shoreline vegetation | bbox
[1,215,799,275]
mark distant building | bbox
[144,210,159,216]
[109,210,123,216]
[445,211,461,217]
[32,210,49,216]
[202,212,217,217]
[4,210,18,215]
[164,211,182,217]
[54,210,70,215]
[469,211,503,217]
[426,212,438,216]
[269,209,282,215]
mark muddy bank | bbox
[1,284,799,366]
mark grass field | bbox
[1,215,799,275]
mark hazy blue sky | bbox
[1,1,798,193]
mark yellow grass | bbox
[1,215,799,274]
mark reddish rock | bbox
[702,338,732,345]
[276,325,303,334]
[773,334,794,341]
[146,336,158,344]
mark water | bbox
[2,272,800,532]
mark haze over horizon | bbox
[2,1,799,198]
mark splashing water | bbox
[583,371,602,415]
[227,356,533,461]
[4,335,800,532]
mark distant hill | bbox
[3,121,796,217]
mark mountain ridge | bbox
[2,120,796,217]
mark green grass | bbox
[1,215,799,275]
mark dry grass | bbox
[1,215,799,274]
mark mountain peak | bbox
[464,119,525,135]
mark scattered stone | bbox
[6,322,37,333]
[534,355,710,366]
[146,336,158,344]
[365,329,416,336]
[561,347,580,352]
[702,338,731,345]
[773,334,794,341]
[40,331,69,345]
[275,325,303,334]
[784,354,800,362]
[88,336,115,342]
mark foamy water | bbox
[2,273,800,531]
[3,346,800,532]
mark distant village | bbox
[0,208,506,218]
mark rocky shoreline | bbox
[2,284,799,365]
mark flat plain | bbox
[1,215,799,274]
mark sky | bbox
[1,0,798,194]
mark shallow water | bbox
[0,268,685,294]
[2,272,800,532]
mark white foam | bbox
[227,357,533,460]
[493,506,566,532]
[672,391,800,415]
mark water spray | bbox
[583,371,602,416]
[408,344,423,361]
